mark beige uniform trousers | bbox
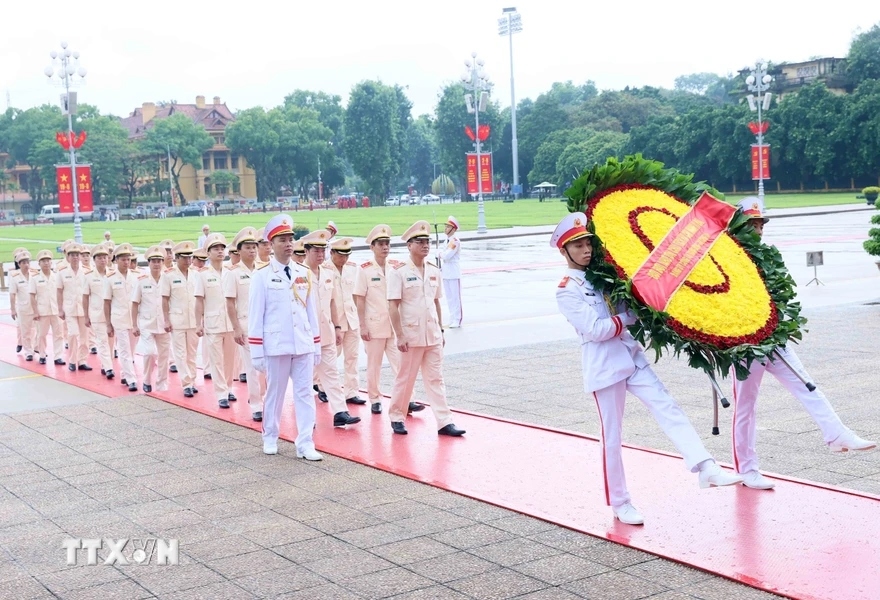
[206,331,235,401]
[37,316,64,361]
[363,337,399,401]
[388,344,453,428]
[65,316,89,367]
[339,328,361,399]
[114,329,137,383]
[315,343,348,415]
[199,336,214,378]
[172,329,199,389]
[88,325,96,352]
[142,332,172,391]
[239,317,265,411]
[91,322,113,372]
[17,312,36,355]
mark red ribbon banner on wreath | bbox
[56,165,94,213]
[631,192,736,312]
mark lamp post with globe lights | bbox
[44,42,87,244]
[461,52,490,234]
[745,62,773,200]
[498,7,522,200]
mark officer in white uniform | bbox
[10,251,37,360]
[161,241,200,397]
[83,244,114,379]
[29,249,64,365]
[9,247,28,354]
[553,212,741,526]
[329,237,366,404]
[440,216,462,328]
[104,243,139,392]
[56,243,91,372]
[249,214,323,459]
[731,197,876,490]
[132,245,172,393]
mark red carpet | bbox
[3,326,878,600]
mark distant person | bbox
[198,225,210,249]
[104,231,114,247]
[440,216,462,328]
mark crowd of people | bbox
[8,214,467,460]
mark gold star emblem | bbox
[574,218,582,227]
[319,233,325,239]
[751,203,759,210]
[381,228,387,234]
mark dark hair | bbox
[13,260,20,270]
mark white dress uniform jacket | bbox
[332,261,360,332]
[440,235,461,279]
[556,268,647,394]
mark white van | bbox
[39,204,94,223]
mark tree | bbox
[555,131,629,185]
[674,72,724,95]
[141,113,213,204]
[847,24,880,87]
[528,127,594,186]
[841,78,880,182]
[344,80,405,198]
[76,112,130,204]
[210,170,239,199]
[515,91,569,187]
[1,105,65,204]
[226,107,281,202]
[120,142,152,208]
[406,115,437,192]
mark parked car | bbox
[385,197,400,206]
[175,204,204,217]
[422,194,440,203]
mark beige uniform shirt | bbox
[83,268,112,323]
[353,259,401,339]
[160,266,198,330]
[194,265,233,334]
[103,269,137,329]
[331,261,360,332]
[29,271,59,316]
[10,270,36,316]
[56,265,86,317]
[386,260,443,347]
[133,273,165,333]
[222,262,255,324]
[313,265,337,348]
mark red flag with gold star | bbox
[56,165,94,213]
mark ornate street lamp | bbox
[498,7,522,199]
[745,63,773,200]
[461,53,490,234]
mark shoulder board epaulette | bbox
[346,260,356,266]
[107,268,117,276]
[82,267,92,274]
[393,262,407,270]
[57,264,68,271]
[558,276,570,288]
[138,274,148,280]
[164,267,175,273]
[228,263,240,270]
[9,269,19,277]
[257,263,269,270]
[30,268,39,274]
[360,260,373,268]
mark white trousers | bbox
[17,312,36,355]
[732,346,847,474]
[239,319,265,412]
[114,329,136,383]
[315,344,347,415]
[592,365,712,508]
[36,316,63,361]
[90,322,113,372]
[141,332,171,391]
[443,278,462,327]
[263,354,315,451]
[206,331,236,401]
[172,329,199,389]
[339,328,360,398]
[65,316,89,367]
[388,344,453,427]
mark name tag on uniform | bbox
[207,277,217,283]
[371,277,381,281]
[239,275,249,280]
[406,276,417,282]
[113,280,122,286]
[144,285,152,289]
[585,291,596,296]
[172,279,182,284]
[271,278,282,283]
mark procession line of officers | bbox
[9,215,466,460]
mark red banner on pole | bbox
[465,153,493,195]
[56,165,94,213]
[631,192,737,312]
[751,145,771,180]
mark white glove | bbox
[252,358,266,373]
[618,311,637,327]
[313,352,321,367]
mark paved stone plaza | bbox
[0,206,877,598]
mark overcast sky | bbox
[2,1,877,119]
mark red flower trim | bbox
[667,301,779,350]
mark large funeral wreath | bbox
[565,154,806,380]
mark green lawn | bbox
[0,193,869,260]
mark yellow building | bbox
[737,58,851,101]
[121,95,256,203]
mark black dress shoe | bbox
[239,373,247,383]
[143,384,152,393]
[391,421,408,435]
[128,382,137,392]
[120,378,128,386]
[68,363,76,372]
[101,369,105,375]
[204,373,212,380]
[90,347,97,355]
[54,359,66,366]
[16,345,22,353]
[218,398,230,408]
[114,350,118,358]
[333,411,361,427]
[64,343,69,349]
[183,387,194,398]
[78,364,93,371]
[25,355,33,362]
[438,424,466,437]
[317,390,328,403]
[346,396,367,405]
[169,365,178,373]
[408,402,426,413]
[228,393,237,402]
[371,402,382,414]
[39,357,46,365]
[105,369,115,380]
[252,411,262,422]
[192,387,199,394]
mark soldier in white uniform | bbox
[353,224,425,416]
[162,241,200,397]
[10,251,37,361]
[29,250,64,365]
[439,215,462,328]
[10,247,28,354]
[328,237,366,405]
[249,214,322,458]
[256,228,272,265]
[159,239,178,374]
[195,233,236,408]
[552,212,742,526]
[731,198,876,490]
[292,240,306,264]
[386,220,465,437]
[302,230,362,428]
[132,246,171,393]
[225,227,265,421]
[83,244,115,379]
[78,246,98,355]
[56,244,92,372]
[104,243,139,392]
